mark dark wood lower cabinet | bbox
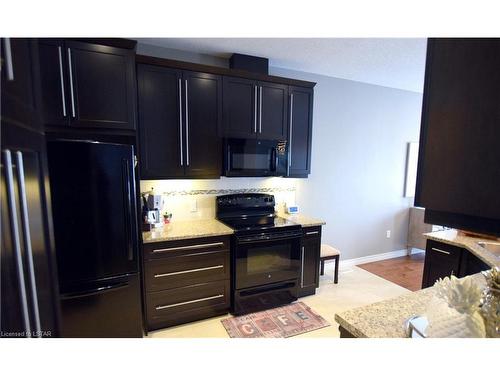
[422,239,491,288]
[142,236,231,331]
[298,226,322,297]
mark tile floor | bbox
[147,263,410,338]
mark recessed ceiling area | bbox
[136,38,427,93]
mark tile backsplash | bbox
[140,177,298,221]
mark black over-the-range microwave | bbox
[224,138,288,177]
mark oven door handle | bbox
[236,232,303,244]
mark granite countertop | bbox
[334,273,486,338]
[142,219,234,243]
[424,229,500,268]
[278,213,326,227]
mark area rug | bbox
[221,302,330,338]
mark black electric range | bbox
[216,193,302,315]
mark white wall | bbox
[137,42,423,260]
[271,67,422,259]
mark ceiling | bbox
[136,38,427,93]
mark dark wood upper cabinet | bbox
[137,64,222,179]
[288,86,314,177]
[137,64,184,179]
[184,71,222,178]
[222,76,288,140]
[222,76,257,138]
[258,81,288,140]
[1,38,41,133]
[416,38,500,235]
[38,39,68,127]
[38,39,137,131]
[66,41,136,130]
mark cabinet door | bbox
[183,71,222,178]
[65,41,136,130]
[222,76,257,138]
[257,81,288,140]
[288,86,313,177]
[299,227,321,297]
[416,39,500,222]
[422,240,462,288]
[1,38,41,133]
[459,250,490,277]
[137,64,184,179]
[38,39,70,127]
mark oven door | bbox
[234,231,302,290]
[225,138,284,177]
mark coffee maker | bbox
[142,194,164,229]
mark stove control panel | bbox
[216,193,275,208]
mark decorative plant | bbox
[480,267,500,338]
[425,275,486,338]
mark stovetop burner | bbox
[216,193,302,234]
[218,214,300,233]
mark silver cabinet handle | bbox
[185,79,189,166]
[288,93,294,171]
[4,38,14,81]
[154,264,223,278]
[156,294,224,310]
[259,86,263,133]
[178,78,183,166]
[306,231,319,235]
[254,85,258,133]
[3,150,31,335]
[15,151,41,335]
[57,46,67,117]
[431,247,451,255]
[67,48,76,118]
[301,246,305,287]
[152,242,225,253]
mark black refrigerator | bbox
[1,38,60,338]
[47,140,143,337]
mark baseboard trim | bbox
[339,248,424,270]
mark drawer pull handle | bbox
[306,231,319,235]
[154,265,224,278]
[431,247,450,255]
[152,242,225,253]
[156,294,224,310]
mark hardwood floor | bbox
[357,252,425,291]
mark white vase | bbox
[425,297,486,338]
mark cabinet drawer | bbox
[426,240,462,261]
[302,226,321,237]
[145,250,229,292]
[146,280,229,330]
[144,236,230,260]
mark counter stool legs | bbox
[334,254,339,284]
[319,254,340,283]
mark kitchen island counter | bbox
[334,273,486,338]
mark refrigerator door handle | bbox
[122,158,134,261]
[60,282,129,300]
[15,151,42,336]
[3,150,32,336]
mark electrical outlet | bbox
[190,198,197,213]
[386,230,391,239]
